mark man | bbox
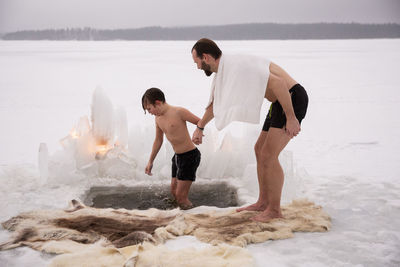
[191,38,308,222]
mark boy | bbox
[142,87,201,210]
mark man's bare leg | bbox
[237,131,269,212]
[251,127,291,222]
[176,180,193,210]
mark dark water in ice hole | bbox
[83,182,239,210]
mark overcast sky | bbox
[0,0,399,33]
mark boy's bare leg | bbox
[176,180,193,210]
[237,131,269,212]
[170,177,178,200]
[251,127,291,222]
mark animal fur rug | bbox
[1,199,331,266]
[47,241,255,267]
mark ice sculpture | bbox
[40,87,136,181]
[91,87,115,152]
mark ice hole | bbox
[83,182,239,210]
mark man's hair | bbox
[192,38,222,60]
[142,87,165,111]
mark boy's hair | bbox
[192,38,222,60]
[142,87,166,112]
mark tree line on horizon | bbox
[2,23,400,40]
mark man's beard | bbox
[204,70,212,76]
[201,61,212,77]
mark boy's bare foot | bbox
[179,202,194,210]
[236,203,267,212]
[163,197,178,208]
[250,210,283,223]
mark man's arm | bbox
[268,73,300,138]
[145,122,164,175]
[192,103,214,145]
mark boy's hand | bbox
[145,162,153,176]
[192,128,204,145]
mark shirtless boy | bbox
[142,87,201,209]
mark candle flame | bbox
[96,144,110,154]
[70,129,79,139]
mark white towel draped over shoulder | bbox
[207,54,270,130]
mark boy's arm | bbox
[145,122,164,176]
[192,103,214,145]
[177,107,201,125]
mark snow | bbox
[0,39,399,266]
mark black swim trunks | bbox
[171,148,201,181]
[262,84,308,131]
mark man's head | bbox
[191,38,222,76]
[142,87,165,116]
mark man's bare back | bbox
[264,62,298,102]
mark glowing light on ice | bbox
[40,87,135,180]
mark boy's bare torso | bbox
[156,106,196,154]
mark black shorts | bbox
[171,148,201,181]
[262,84,308,131]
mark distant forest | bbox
[2,23,400,40]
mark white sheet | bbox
[207,54,270,130]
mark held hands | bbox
[285,117,301,138]
[145,162,153,176]
[192,127,204,145]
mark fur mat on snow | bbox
[0,199,330,266]
[47,241,255,267]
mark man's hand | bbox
[145,162,153,176]
[192,128,204,145]
[285,117,301,138]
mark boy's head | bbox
[142,87,166,115]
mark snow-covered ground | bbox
[0,39,399,266]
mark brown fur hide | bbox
[0,199,331,259]
[0,200,179,250]
[184,199,331,246]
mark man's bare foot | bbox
[250,210,283,222]
[236,203,267,212]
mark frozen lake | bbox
[0,39,399,266]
